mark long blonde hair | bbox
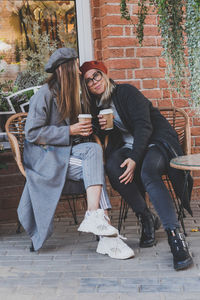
[81,70,115,113]
[47,58,81,123]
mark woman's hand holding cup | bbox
[98,109,114,130]
[70,120,92,136]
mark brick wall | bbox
[0,0,199,222]
[0,151,121,222]
[90,0,200,198]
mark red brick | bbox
[193,178,200,187]
[93,18,101,28]
[192,147,200,153]
[107,37,138,47]
[125,48,135,57]
[107,26,123,36]
[117,80,141,89]
[0,174,24,187]
[159,57,166,68]
[142,89,162,100]
[130,81,141,89]
[95,50,103,61]
[91,0,100,7]
[136,47,162,57]
[158,99,173,107]
[191,127,200,136]
[103,48,124,59]
[193,170,200,177]
[174,99,190,108]
[151,100,158,107]
[142,37,157,46]
[194,137,200,146]
[102,15,138,26]
[93,29,101,39]
[109,69,126,79]
[125,69,132,78]
[94,39,102,49]
[143,80,158,89]
[108,59,140,69]
[142,58,157,68]
[135,69,165,79]
[159,80,168,88]
[162,89,171,99]
[143,26,160,36]
[92,7,100,17]
[145,15,157,25]
[193,118,200,126]
[103,4,120,14]
[124,26,132,36]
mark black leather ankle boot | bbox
[166,228,193,271]
[137,209,161,248]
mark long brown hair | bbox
[81,70,115,113]
[47,58,81,124]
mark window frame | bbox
[76,0,94,65]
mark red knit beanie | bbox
[80,60,107,76]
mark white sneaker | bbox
[78,209,118,237]
[96,236,135,259]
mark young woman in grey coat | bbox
[80,60,193,271]
[18,48,134,259]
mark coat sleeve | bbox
[25,85,71,146]
[117,85,153,164]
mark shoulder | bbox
[34,83,52,99]
[29,83,53,113]
[115,84,141,97]
[114,83,149,105]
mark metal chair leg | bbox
[67,196,78,225]
[16,219,21,234]
[118,197,129,233]
[30,241,35,252]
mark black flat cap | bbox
[45,47,78,73]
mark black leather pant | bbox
[106,146,179,229]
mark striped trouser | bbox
[66,142,111,210]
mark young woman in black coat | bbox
[80,60,193,271]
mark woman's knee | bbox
[141,158,163,188]
[87,142,103,159]
[106,155,123,180]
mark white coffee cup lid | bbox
[78,114,92,118]
[99,109,113,115]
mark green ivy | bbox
[152,0,186,94]
[185,0,200,113]
[120,0,200,113]
[120,0,131,20]
[136,0,148,45]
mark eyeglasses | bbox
[85,71,103,87]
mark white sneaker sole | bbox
[96,247,135,260]
[78,227,118,237]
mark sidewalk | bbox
[0,201,200,300]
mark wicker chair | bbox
[5,112,101,232]
[117,106,191,234]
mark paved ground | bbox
[0,201,200,300]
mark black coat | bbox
[91,83,193,215]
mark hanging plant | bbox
[152,0,186,94]
[121,0,186,94]
[120,0,131,20]
[120,0,200,113]
[185,0,200,113]
[136,0,148,45]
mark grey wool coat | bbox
[18,84,84,251]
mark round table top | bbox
[170,153,200,171]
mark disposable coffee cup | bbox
[99,108,113,130]
[78,114,92,123]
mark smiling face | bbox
[84,69,106,95]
